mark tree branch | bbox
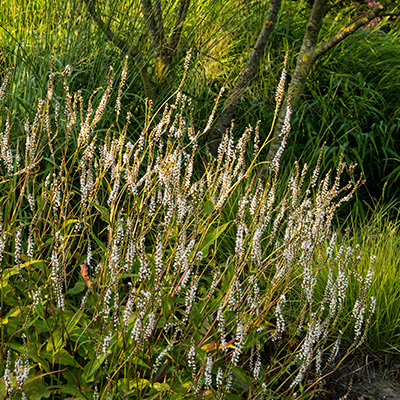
[315,0,396,58]
[141,0,165,50]
[141,0,172,77]
[265,0,330,166]
[166,0,191,62]
[377,12,400,17]
[207,0,283,156]
[82,0,155,100]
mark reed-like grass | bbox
[0,56,384,400]
[287,25,400,220]
[346,205,400,359]
[3,0,399,223]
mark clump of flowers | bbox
[0,59,377,399]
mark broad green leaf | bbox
[203,200,214,216]
[91,231,107,251]
[54,349,82,368]
[29,383,52,400]
[83,354,106,382]
[0,377,6,399]
[200,222,230,258]
[65,310,84,334]
[2,259,44,280]
[153,382,170,391]
[47,328,63,352]
[61,219,79,230]
[92,202,110,224]
[36,302,46,320]
[169,394,186,400]
[0,308,20,325]
[67,281,86,295]
[28,351,50,372]
[231,366,253,386]
[129,378,151,389]
[70,329,96,357]
[131,356,151,369]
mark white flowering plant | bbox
[0,60,378,400]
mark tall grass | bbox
[0,55,383,400]
[347,206,400,359]
[286,26,400,220]
[0,0,267,120]
[2,0,399,221]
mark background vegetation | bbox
[0,0,399,398]
[1,0,399,217]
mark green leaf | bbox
[28,351,50,372]
[36,302,46,320]
[0,377,6,399]
[47,328,63,352]
[48,385,86,399]
[61,219,79,230]
[231,366,253,385]
[200,222,230,258]
[54,349,82,368]
[131,356,151,370]
[65,310,84,334]
[28,383,52,399]
[203,200,214,216]
[92,202,110,224]
[169,394,186,400]
[83,354,106,382]
[1,308,20,325]
[153,382,170,391]
[70,328,96,357]
[129,378,151,389]
[91,231,107,251]
[226,394,243,400]
[67,281,86,295]
[2,259,44,281]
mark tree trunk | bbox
[83,0,192,99]
[140,0,168,78]
[207,0,283,157]
[83,0,155,100]
[141,0,191,79]
[265,0,396,166]
[265,0,329,165]
[166,0,191,63]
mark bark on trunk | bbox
[207,0,283,157]
[166,0,191,63]
[141,0,169,77]
[141,0,191,78]
[83,0,192,98]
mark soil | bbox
[318,356,400,400]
